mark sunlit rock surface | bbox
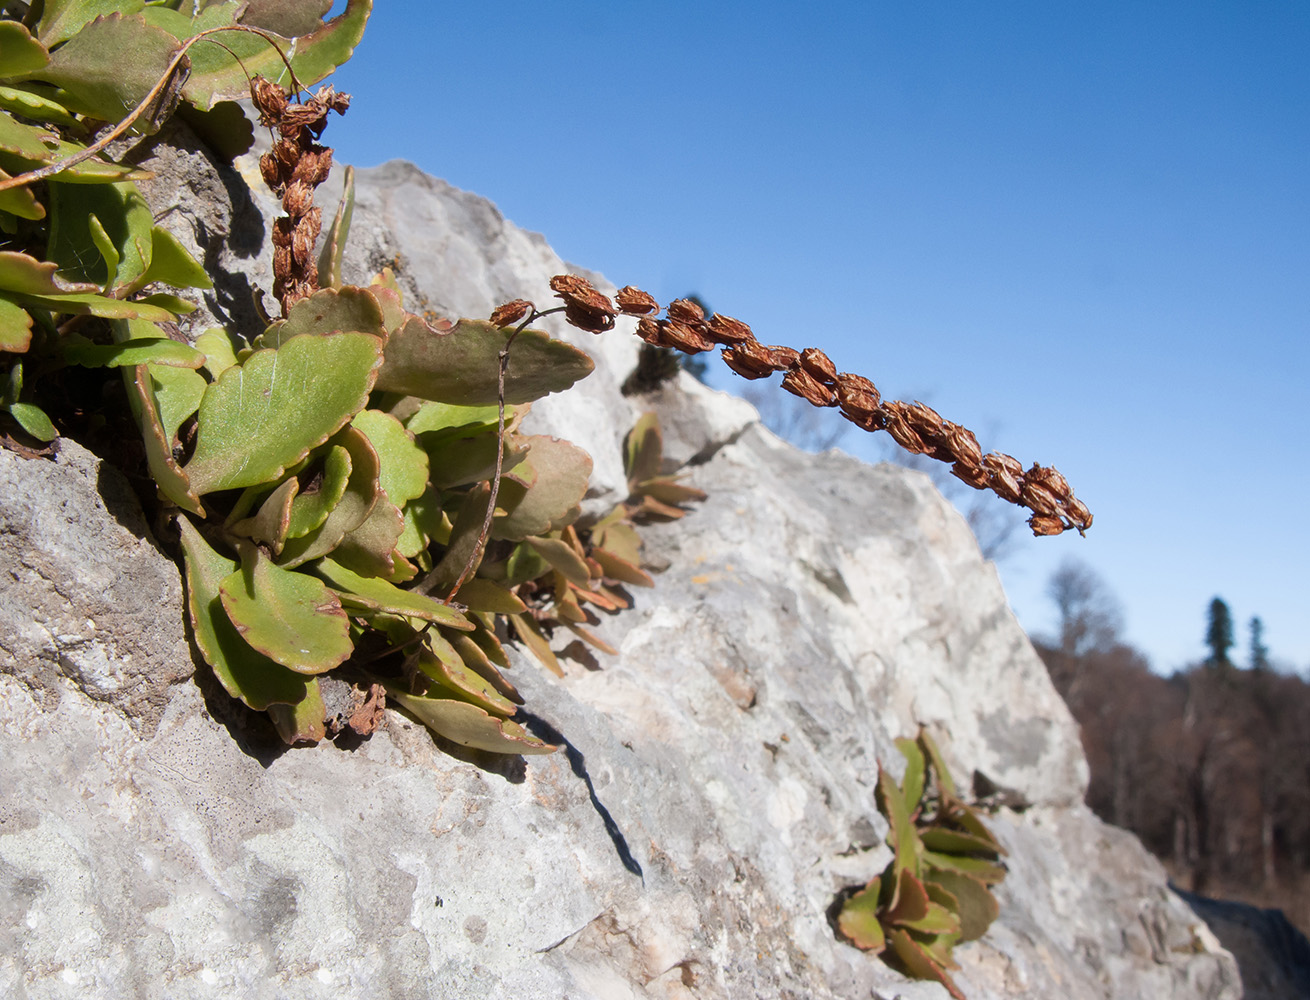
[0,150,1242,1000]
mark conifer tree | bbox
[1205,597,1235,668]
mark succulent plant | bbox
[836,730,1008,999]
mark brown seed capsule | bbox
[564,302,615,334]
[615,286,659,315]
[661,320,715,353]
[1064,496,1093,533]
[837,388,882,425]
[905,402,946,445]
[635,316,668,346]
[1026,463,1071,501]
[705,313,754,345]
[764,345,800,371]
[1029,514,1067,536]
[882,401,930,455]
[250,77,289,124]
[293,147,334,187]
[951,461,990,490]
[259,152,281,189]
[798,347,838,387]
[283,179,315,218]
[550,274,617,317]
[1020,479,1061,517]
[490,299,533,327]
[781,367,839,406]
[982,452,1024,503]
[940,421,982,468]
[666,298,706,327]
[721,341,776,379]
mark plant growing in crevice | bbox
[834,730,1008,999]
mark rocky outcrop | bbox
[0,149,1242,1000]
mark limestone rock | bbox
[0,158,1243,1000]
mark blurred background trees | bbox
[1032,560,1310,930]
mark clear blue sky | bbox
[324,2,1309,673]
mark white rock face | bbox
[0,152,1241,1000]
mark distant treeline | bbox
[1033,563,1310,931]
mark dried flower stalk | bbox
[250,76,351,316]
[490,276,1093,538]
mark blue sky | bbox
[324,2,1309,673]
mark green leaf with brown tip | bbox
[0,166,44,221]
[375,317,594,404]
[0,21,50,77]
[887,929,967,1000]
[509,612,562,677]
[413,635,516,718]
[262,285,386,348]
[184,331,381,495]
[836,878,885,952]
[26,14,184,130]
[922,850,1006,885]
[920,828,1002,858]
[148,364,206,453]
[526,535,591,587]
[925,871,998,942]
[313,556,473,629]
[897,900,961,937]
[452,578,526,615]
[446,630,522,704]
[267,678,327,745]
[279,425,381,568]
[878,765,921,880]
[590,547,655,588]
[123,364,202,514]
[329,493,404,578]
[386,689,557,755]
[351,408,428,506]
[492,435,592,540]
[286,444,351,539]
[918,729,958,798]
[885,868,930,925]
[229,475,298,554]
[176,515,307,711]
[0,250,99,296]
[219,545,352,675]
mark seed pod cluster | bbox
[494,274,1093,538]
[250,76,351,316]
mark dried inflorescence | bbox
[491,275,1092,538]
[251,76,351,315]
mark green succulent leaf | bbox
[13,289,175,321]
[452,578,527,615]
[505,541,551,586]
[62,334,206,369]
[148,364,206,448]
[884,867,930,926]
[240,0,335,37]
[492,435,592,540]
[285,444,351,539]
[412,634,517,717]
[28,13,185,130]
[405,400,502,437]
[896,736,927,812]
[0,295,34,353]
[919,729,958,798]
[0,166,44,221]
[897,901,961,937]
[375,317,594,405]
[0,250,99,296]
[47,180,153,291]
[2,363,18,405]
[836,878,886,952]
[229,475,298,553]
[591,547,654,588]
[509,612,562,677]
[262,285,386,348]
[0,85,80,130]
[123,363,202,514]
[446,630,522,704]
[6,401,57,441]
[925,871,997,943]
[386,688,556,755]
[525,535,591,588]
[329,492,405,578]
[422,425,525,490]
[0,21,51,77]
[313,556,473,630]
[194,327,238,378]
[35,0,147,47]
[887,929,966,1000]
[0,112,60,161]
[218,544,352,674]
[922,850,1007,885]
[176,515,307,710]
[184,331,382,495]
[919,828,1002,858]
[267,678,327,744]
[624,411,663,486]
[277,424,380,568]
[877,765,922,882]
[425,481,491,594]
[138,226,212,289]
[317,163,354,289]
[351,408,428,506]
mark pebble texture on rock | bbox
[0,155,1243,1000]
